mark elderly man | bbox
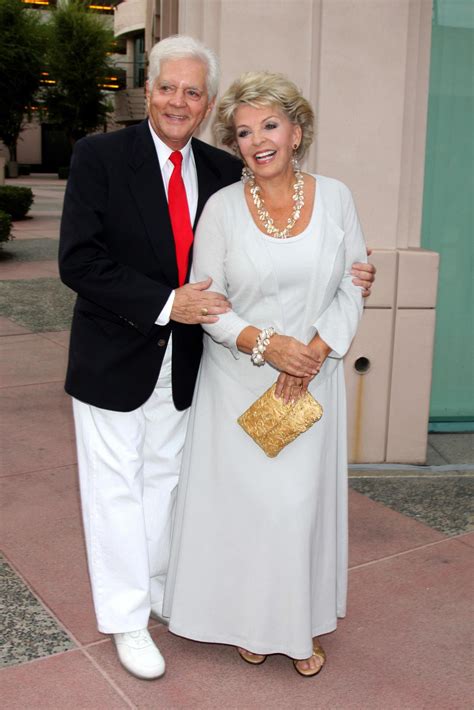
[59,35,375,680]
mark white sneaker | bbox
[113,628,165,679]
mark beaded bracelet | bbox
[250,327,276,366]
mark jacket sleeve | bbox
[312,183,366,357]
[190,194,250,358]
[59,137,172,336]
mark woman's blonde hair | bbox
[214,71,314,159]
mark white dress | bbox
[163,176,366,659]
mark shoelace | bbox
[125,630,152,648]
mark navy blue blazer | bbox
[59,120,241,411]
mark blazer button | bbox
[157,338,167,347]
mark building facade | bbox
[176,0,440,463]
[171,0,472,461]
[0,0,123,171]
[5,0,472,461]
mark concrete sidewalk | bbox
[0,177,472,709]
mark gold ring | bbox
[201,307,208,316]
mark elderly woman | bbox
[163,71,366,677]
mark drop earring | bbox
[292,143,300,171]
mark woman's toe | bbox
[296,659,310,671]
[238,647,265,662]
[295,650,325,674]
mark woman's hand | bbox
[275,372,311,403]
[265,334,321,378]
[308,335,332,369]
[274,335,332,403]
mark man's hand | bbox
[170,277,231,324]
[351,248,376,297]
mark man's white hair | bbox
[148,35,219,99]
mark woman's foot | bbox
[293,639,326,677]
[237,647,267,665]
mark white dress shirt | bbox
[149,122,198,325]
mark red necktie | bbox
[168,151,194,286]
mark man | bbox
[59,35,375,680]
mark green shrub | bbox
[0,185,34,219]
[0,209,12,243]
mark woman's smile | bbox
[254,149,277,164]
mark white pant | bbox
[72,351,189,633]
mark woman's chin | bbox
[253,162,292,182]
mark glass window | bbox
[421,0,474,427]
[133,35,145,89]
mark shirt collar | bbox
[148,121,193,171]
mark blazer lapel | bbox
[128,121,179,287]
[127,130,231,287]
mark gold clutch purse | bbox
[237,383,323,458]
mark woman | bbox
[163,71,366,676]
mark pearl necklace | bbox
[249,169,305,239]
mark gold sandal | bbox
[237,647,267,665]
[293,639,326,677]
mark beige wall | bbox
[0,120,42,166]
[16,122,42,165]
[115,0,147,37]
[180,0,432,251]
[180,0,438,463]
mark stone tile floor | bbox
[0,556,74,666]
[0,278,74,330]
[349,433,473,536]
[349,474,473,535]
[0,238,59,262]
[1,176,472,708]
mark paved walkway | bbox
[0,177,472,709]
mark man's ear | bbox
[206,96,216,116]
[145,81,151,112]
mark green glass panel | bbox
[421,0,474,423]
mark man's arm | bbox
[59,138,172,335]
[352,248,376,297]
[59,138,229,333]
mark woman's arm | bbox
[192,194,320,376]
[311,183,366,358]
[191,195,252,358]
